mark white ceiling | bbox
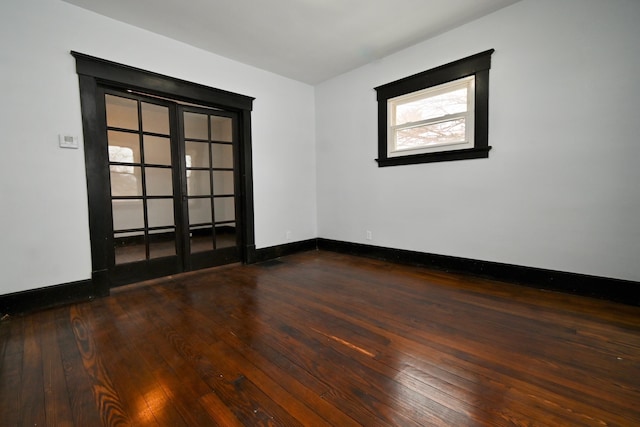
[63,0,520,84]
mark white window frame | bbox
[388,76,475,157]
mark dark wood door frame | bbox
[72,52,256,295]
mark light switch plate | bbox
[59,134,79,149]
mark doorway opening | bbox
[73,53,256,292]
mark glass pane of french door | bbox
[105,93,178,266]
[182,107,239,262]
[102,90,241,284]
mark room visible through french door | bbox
[104,89,242,286]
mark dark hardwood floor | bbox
[1,250,639,426]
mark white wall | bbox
[0,0,317,295]
[2,0,638,297]
[316,0,640,282]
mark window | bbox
[389,76,475,156]
[375,49,494,167]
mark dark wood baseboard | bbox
[252,239,318,263]
[317,238,640,306]
[3,237,638,316]
[0,278,100,317]
[0,239,317,315]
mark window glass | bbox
[108,131,140,163]
[186,141,210,168]
[214,197,235,222]
[210,116,233,142]
[105,95,139,130]
[394,87,468,126]
[212,171,234,195]
[187,170,211,196]
[147,199,174,228]
[395,119,466,151]
[145,167,173,196]
[212,144,233,168]
[388,76,474,155]
[141,102,170,135]
[112,200,144,230]
[143,136,171,165]
[184,112,209,140]
[188,198,212,225]
[110,165,142,197]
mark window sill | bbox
[375,146,491,167]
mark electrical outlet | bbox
[366,230,372,240]
[286,230,292,240]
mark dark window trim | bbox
[375,49,494,167]
[72,51,257,293]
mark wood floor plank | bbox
[4,250,640,426]
[19,314,46,427]
[54,307,105,427]
[207,339,332,426]
[83,299,182,427]
[149,274,395,426]
[197,392,244,426]
[148,278,388,426]
[137,287,313,426]
[0,318,24,427]
[220,331,363,427]
[110,290,223,426]
[261,255,640,425]
[161,284,445,426]
[119,286,273,424]
[244,284,470,426]
[40,308,75,427]
[251,282,517,426]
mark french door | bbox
[104,89,241,286]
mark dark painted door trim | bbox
[73,51,256,291]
